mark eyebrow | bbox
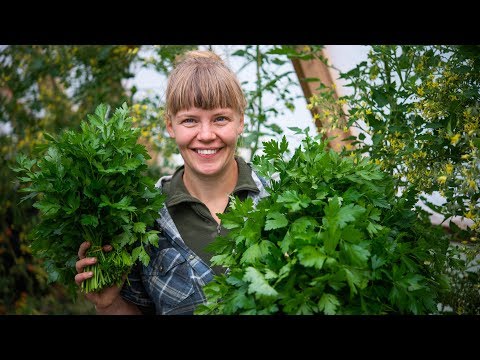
[176,110,232,118]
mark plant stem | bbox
[251,45,263,158]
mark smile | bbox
[195,149,219,155]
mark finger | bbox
[74,271,93,286]
[75,257,97,274]
[102,244,113,252]
[78,241,91,260]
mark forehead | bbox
[174,107,238,117]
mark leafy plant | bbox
[1,45,141,312]
[1,45,194,312]
[231,45,302,159]
[196,130,454,315]
[314,45,480,241]
[308,45,480,313]
[12,103,165,295]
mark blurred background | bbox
[1,45,478,314]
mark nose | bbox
[196,123,216,142]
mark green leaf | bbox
[287,126,304,134]
[80,215,99,227]
[133,222,146,233]
[277,190,310,212]
[241,243,262,264]
[343,267,366,297]
[33,199,61,216]
[342,242,370,267]
[240,240,273,264]
[318,293,340,315]
[243,267,278,297]
[341,226,364,243]
[371,254,386,270]
[298,246,327,269]
[131,245,142,262]
[366,221,383,236]
[115,231,134,248]
[264,211,288,230]
[372,88,389,107]
[138,249,150,267]
[145,231,160,247]
[337,204,365,228]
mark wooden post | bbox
[291,47,352,152]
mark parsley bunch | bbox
[196,130,451,314]
[13,103,165,294]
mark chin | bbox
[195,166,220,176]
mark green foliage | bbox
[311,45,480,314]
[323,45,479,239]
[0,45,141,312]
[439,268,480,315]
[196,132,454,315]
[12,103,165,295]
[0,44,192,313]
[232,45,305,158]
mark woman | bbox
[74,50,269,314]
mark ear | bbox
[237,114,244,135]
[166,117,175,138]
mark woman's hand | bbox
[74,241,123,310]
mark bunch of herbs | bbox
[13,103,165,295]
[196,130,453,314]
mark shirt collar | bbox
[166,156,259,207]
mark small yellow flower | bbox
[437,176,447,184]
[450,133,461,146]
[307,103,313,110]
[445,163,454,175]
[461,154,470,160]
[313,113,320,120]
[365,109,372,115]
[417,87,424,96]
[468,180,477,190]
[464,211,474,220]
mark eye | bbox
[181,118,196,125]
[214,116,227,123]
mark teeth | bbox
[197,149,217,155]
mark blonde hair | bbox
[165,50,247,119]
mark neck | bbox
[183,158,238,204]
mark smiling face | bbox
[167,107,244,179]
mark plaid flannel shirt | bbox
[120,166,269,315]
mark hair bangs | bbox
[167,63,245,118]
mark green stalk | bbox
[80,225,132,292]
[81,225,105,293]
